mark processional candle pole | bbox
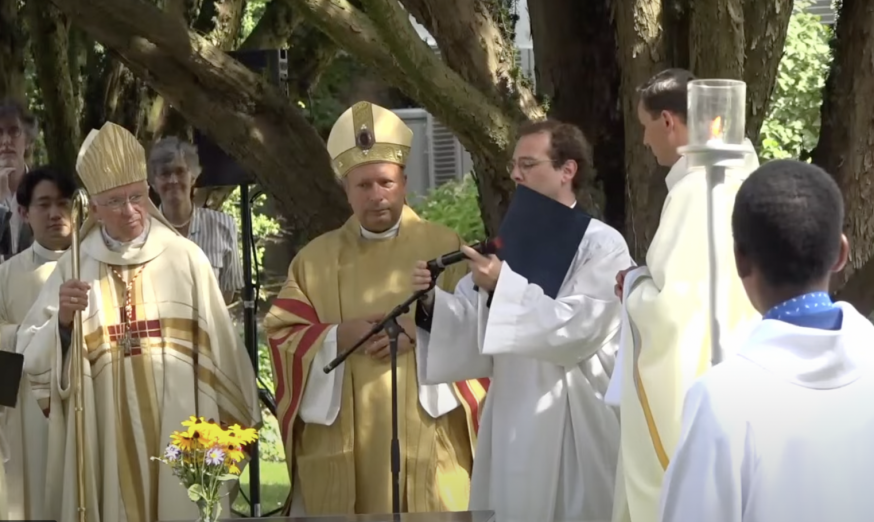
[677,79,754,366]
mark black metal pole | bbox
[240,183,261,516]
[384,317,403,514]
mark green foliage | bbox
[759,4,832,161]
[412,175,486,243]
[220,188,280,297]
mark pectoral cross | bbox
[121,331,140,356]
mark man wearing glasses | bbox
[0,99,38,261]
[17,122,260,522]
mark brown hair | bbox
[517,119,594,191]
[637,68,696,122]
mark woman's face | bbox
[152,156,194,205]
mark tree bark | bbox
[529,0,623,227]
[742,0,793,143]
[239,0,301,50]
[811,0,874,315]
[0,0,26,101]
[689,0,745,80]
[193,0,246,50]
[24,1,81,176]
[611,0,669,260]
[49,0,352,241]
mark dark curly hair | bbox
[732,159,844,288]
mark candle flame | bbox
[710,117,723,140]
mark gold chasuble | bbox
[0,243,64,520]
[16,122,261,522]
[264,206,488,515]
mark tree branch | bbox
[0,0,26,101]
[743,0,793,142]
[295,0,516,163]
[239,0,301,50]
[193,0,246,50]
[24,1,80,175]
[398,0,541,120]
[50,0,351,241]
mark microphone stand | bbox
[323,269,442,514]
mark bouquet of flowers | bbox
[152,416,258,522]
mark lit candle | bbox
[707,116,724,145]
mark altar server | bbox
[17,122,260,522]
[660,159,874,522]
[0,166,73,520]
[412,120,633,522]
[611,69,759,522]
[263,101,485,516]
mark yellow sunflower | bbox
[227,424,259,444]
[170,431,196,452]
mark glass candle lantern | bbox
[687,79,746,147]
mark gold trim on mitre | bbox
[76,122,147,195]
[326,101,413,178]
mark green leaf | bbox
[216,474,239,482]
[188,483,205,502]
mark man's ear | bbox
[17,204,27,223]
[832,233,850,273]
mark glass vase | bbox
[196,499,220,522]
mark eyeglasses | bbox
[97,193,147,211]
[507,158,553,173]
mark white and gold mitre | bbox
[326,101,413,177]
[76,122,147,195]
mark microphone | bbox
[426,238,502,272]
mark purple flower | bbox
[205,447,225,466]
[164,445,181,461]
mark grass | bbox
[231,459,290,517]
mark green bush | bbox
[413,174,486,243]
[759,3,832,161]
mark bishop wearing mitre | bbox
[264,101,487,515]
[17,122,261,522]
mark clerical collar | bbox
[101,217,152,252]
[31,240,66,264]
[360,219,400,240]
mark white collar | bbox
[738,302,874,389]
[31,241,66,263]
[665,155,690,191]
[360,219,400,240]
[101,217,152,252]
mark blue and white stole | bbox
[763,291,843,331]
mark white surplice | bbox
[659,301,874,522]
[417,218,633,522]
[0,242,64,520]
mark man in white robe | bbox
[17,122,261,522]
[412,120,633,522]
[660,160,874,522]
[610,69,759,522]
[0,166,74,519]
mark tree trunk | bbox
[529,0,623,228]
[24,2,81,176]
[811,0,874,315]
[50,0,352,241]
[612,0,670,261]
[689,0,745,80]
[0,0,26,101]
[193,0,246,49]
[742,0,793,143]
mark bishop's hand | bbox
[59,279,91,327]
[336,314,383,354]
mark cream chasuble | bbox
[0,242,64,520]
[17,217,261,522]
[611,154,760,522]
[264,206,488,515]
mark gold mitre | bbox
[327,101,413,177]
[76,122,147,195]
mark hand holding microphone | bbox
[412,239,502,310]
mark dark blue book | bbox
[495,185,591,299]
[0,350,23,408]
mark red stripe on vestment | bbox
[456,380,481,434]
[272,298,320,324]
[278,323,332,441]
